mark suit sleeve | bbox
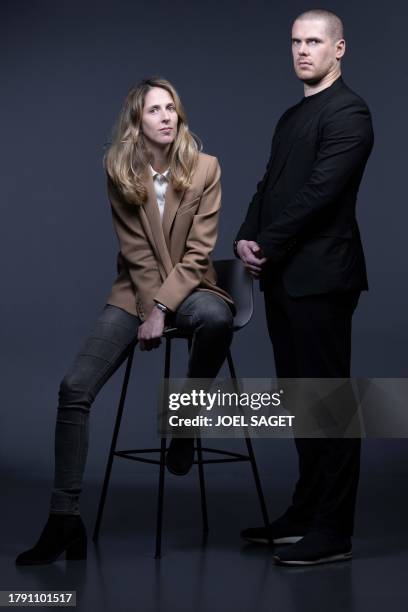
[257,99,374,262]
[235,157,271,242]
[107,175,162,316]
[234,139,276,244]
[234,111,291,245]
[154,157,222,312]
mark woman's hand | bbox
[138,307,166,351]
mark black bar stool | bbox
[92,259,270,557]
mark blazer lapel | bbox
[266,118,309,192]
[162,178,185,250]
[141,168,174,275]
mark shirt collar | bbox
[149,164,170,180]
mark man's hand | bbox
[138,306,165,351]
[236,240,267,278]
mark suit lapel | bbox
[141,167,174,274]
[266,115,311,191]
[162,178,185,250]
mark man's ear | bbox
[336,38,346,60]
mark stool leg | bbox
[155,437,167,559]
[226,349,270,527]
[93,345,135,542]
[155,337,171,558]
[243,437,270,527]
[196,436,209,535]
[185,337,208,534]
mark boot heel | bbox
[66,536,87,560]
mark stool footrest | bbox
[113,446,251,465]
[199,447,249,460]
[195,457,249,464]
[114,452,162,465]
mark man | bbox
[234,9,374,565]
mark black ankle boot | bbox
[166,438,195,475]
[15,513,87,565]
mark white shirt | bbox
[149,164,170,221]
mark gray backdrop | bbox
[1,0,407,482]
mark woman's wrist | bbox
[155,301,168,314]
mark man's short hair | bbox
[294,8,344,41]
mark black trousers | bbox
[264,274,361,536]
[50,291,233,515]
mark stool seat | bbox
[162,326,188,339]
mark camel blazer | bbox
[105,152,234,321]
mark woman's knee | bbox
[195,295,233,333]
[58,373,93,410]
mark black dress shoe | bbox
[273,531,352,566]
[166,438,195,475]
[241,515,308,545]
[15,513,87,565]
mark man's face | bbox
[291,18,344,84]
[141,87,178,148]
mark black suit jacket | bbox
[235,77,374,296]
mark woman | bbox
[16,77,234,565]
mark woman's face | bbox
[141,87,178,149]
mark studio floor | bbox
[3,466,408,612]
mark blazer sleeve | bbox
[107,175,162,315]
[234,112,290,245]
[257,99,374,262]
[235,157,271,243]
[154,157,222,312]
[234,136,277,244]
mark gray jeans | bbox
[50,291,233,514]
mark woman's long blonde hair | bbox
[104,77,200,205]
